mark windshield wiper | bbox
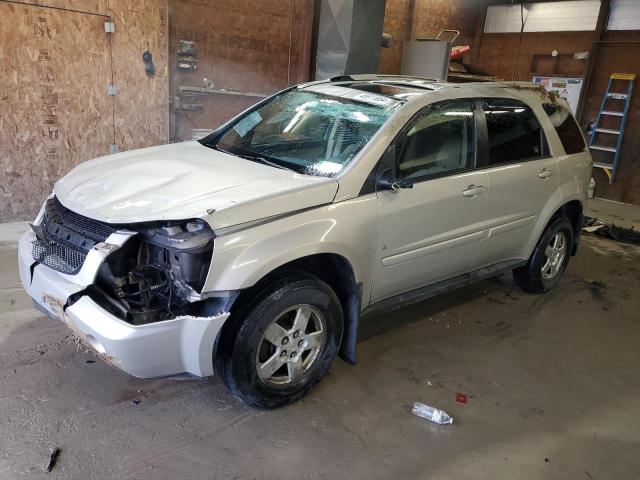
[209,143,297,172]
[235,153,297,172]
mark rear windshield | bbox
[208,89,396,176]
[542,104,586,155]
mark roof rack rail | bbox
[329,74,380,82]
[328,74,440,83]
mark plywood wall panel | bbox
[0,2,113,220]
[476,32,592,81]
[379,0,410,74]
[109,0,169,151]
[474,28,640,205]
[411,0,479,47]
[168,0,312,140]
[4,0,109,15]
[379,0,491,75]
[0,0,169,220]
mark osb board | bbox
[175,95,257,140]
[4,0,171,151]
[379,0,410,74]
[411,0,480,50]
[379,0,489,75]
[109,0,169,151]
[287,0,314,85]
[3,0,109,15]
[0,2,113,221]
[168,0,312,140]
[475,32,592,82]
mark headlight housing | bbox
[94,219,215,324]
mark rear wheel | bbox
[514,216,573,293]
[216,274,343,409]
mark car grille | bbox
[31,198,116,275]
[32,237,87,275]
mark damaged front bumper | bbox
[18,228,230,378]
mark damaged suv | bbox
[19,75,592,408]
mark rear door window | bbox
[542,104,586,155]
[482,98,549,165]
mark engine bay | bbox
[92,220,217,324]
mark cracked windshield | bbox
[213,89,397,176]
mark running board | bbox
[362,260,526,318]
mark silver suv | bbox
[19,75,592,408]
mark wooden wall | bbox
[475,29,640,205]
[0,0,169,221]
[0,0,315,220]
[379,0,487,75]
[474,32,592,81]
[580,31,640,204]
[110,0,169,151]
[379,0,640,205]
[168,0,314,140]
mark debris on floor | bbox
[44,447,60,472]
[131,389,156,405]
[411,402,454,425]
[583,216,640,245]
[455,393,468,404]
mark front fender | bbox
[202,195,379,305]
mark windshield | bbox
[209,89,397,176]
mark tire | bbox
[216,274,343,409]
[514,216,574,294]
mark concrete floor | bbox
[1,198,639,479]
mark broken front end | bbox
[19,197,234,378]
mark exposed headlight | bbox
[94,219,215,324]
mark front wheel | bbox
[514,216,573,293]
[216,274,343,409]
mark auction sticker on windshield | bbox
[353,92,394,107]
[233,110,262,137]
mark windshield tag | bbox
[353,92,394,107]
[233,110,262,137]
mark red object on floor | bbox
[456,393,468,404]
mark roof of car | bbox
[301,74,548,99]
[298,74,561,110]
[300,74,557,108]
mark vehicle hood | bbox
[54,141,339,229]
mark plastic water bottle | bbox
[412,402,454,425]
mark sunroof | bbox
[339,82,427,100]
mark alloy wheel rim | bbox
[255,304,326,387]
[541,232,567,280]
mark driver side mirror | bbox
[377,163,413,193]
[380,177,414,192]
[376,141,414,193]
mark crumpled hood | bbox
[54,141,338,229]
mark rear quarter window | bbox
[542,104,586,155]
[482,98,549,165]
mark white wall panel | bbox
[485,1,601,33]
[608,0,640,30]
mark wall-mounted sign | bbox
[532,76,584,114]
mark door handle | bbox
[462,185,485,198]
[538,168,553,179]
